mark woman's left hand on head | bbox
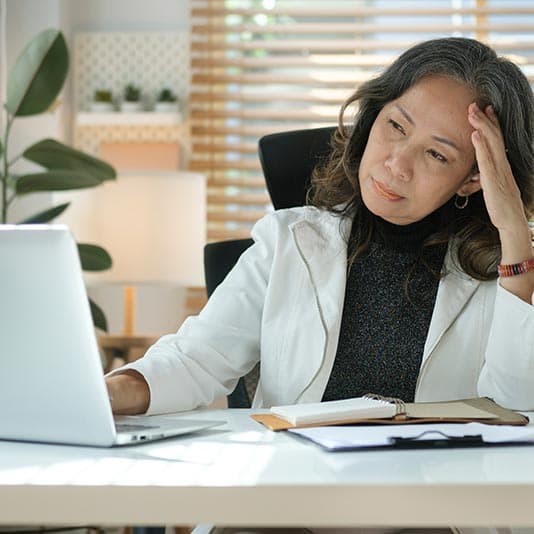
[467,102,528,233]
[469,102,534,305]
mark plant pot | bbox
[120,101,143,112]
[90,101,115,112]
[154,102,178,113]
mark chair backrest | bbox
[203,126,336,408]
[258,126,336,209]
[204,238,254,299]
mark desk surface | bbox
[2,409,534,528]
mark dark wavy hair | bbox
[309,37,534,280]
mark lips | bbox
[371,178,404,201]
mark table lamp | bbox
[53,171,207,338]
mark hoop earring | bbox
[454,194,469,209]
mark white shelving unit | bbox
[73,31,190,156]
[76,111,183,127]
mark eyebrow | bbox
[394,104,460,152]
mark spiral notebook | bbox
[251,395,529,431]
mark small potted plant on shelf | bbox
[154,87,178,112]
[90,89,114,112]
[120,83,143,112]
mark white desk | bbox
[2,409,534,529]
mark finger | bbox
[484,104,500,128]
[472,129,515,192]
[468,103,497,132]
[468,105,506,153]
[471,130,494,179]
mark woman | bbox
[106,37,534,423]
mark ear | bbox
[456,172,482,197]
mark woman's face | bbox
[358,75,480,225]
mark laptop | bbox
[0,225,222,447]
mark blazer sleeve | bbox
[114,213,278,415]
[478,283,534,410]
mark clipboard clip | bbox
[391,430,484,449]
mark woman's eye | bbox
[428,149,448,163]
[388,119,405,134]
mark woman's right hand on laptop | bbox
[105,370,150,415]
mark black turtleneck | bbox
[322,213,448,403]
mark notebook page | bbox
[270,397,397,425]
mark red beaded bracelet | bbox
[497,257,534,277]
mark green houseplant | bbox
[120,83,142,112]
[91,89,114,112]
[1,29,116,331]
[154,87,178,113]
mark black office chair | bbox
[203,126,337,408]
[259,126,336,209]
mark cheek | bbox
[359,127,382,170]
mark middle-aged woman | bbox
[106,37,534,423]
[105,35,534,534]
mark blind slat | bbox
[191,56,396,68]
[192,5,534,17]
[190,92,349,104]
[190,160,261,171]
[209,177,267,188]
[192,23,534,35]
[191,108,340,120]
[207,228,255,240]
[193,143,258,154]
[208,210,266,223]
[208,193,271,205]
[191,124,332,136]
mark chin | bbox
[362,198,412,225]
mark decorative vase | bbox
[154,101,178,113]
[90,101,115,112]
[120,101,143,112]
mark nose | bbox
[384,146,413,182]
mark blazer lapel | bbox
[291,211,349,335]
[422,248,480,364]
[288,211,349,402]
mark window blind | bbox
[190,0,534,241]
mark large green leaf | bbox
[24,139,116,181]
[78,243,113,271]
[17,202,70,224]
[89,298,108,332]
[6,29,68,117]
[15,170,101,194]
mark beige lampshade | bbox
[53,171,206,286]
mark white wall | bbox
[63,0,190,32]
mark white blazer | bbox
[123,206,534,414]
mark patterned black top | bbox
[322,213,448,403]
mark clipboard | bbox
[287,422,534,452]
